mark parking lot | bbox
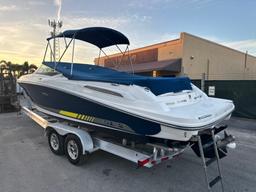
[0,112,256,192]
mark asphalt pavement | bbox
[0,112,255,192]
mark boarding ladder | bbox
[197,129,225,192]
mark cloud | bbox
[158,33,180,42]
[0,21,46,64]
[223,39,256,50]
[0,26,20,34]
[28,1,46,6]
[63,16,130,29]
[223,39,256,55]
[33,23,48,31]
[128,0,173,8]
[196,35,256,56]
[131,14,152,23]
[128,0,212,9]
[0,4,18,11]
[189,0,213,6]
[128,0,173,10]
[62,14,152,30]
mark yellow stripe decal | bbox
[59,110,78,119]
[59,111,95,122]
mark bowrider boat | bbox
[18,27,235,147]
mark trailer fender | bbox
[45,124,94,154]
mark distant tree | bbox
[0,60,38,78]
[0,60,7,65]
[29,64,38,73]
[23,61,29,74]
[0,60,6,69]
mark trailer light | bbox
[138,158,150,167]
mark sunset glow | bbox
[0,0,256,66]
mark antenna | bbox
[48,19,63,61]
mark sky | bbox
[0,0,256,65]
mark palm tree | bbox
[0,62,6,70]
[0,60,11,76]
[0,60,38,77]
[23,61,29,74]
[0,60,7,70]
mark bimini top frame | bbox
[47,27,130,49]
[43,27,134,75]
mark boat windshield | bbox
[36,64,59,76]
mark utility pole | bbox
[243,50,248,80]
[201,73,206,92]
[244,50,248,69]
[206,59,210,80]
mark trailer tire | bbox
[48,129,64,155]
[64,134,83,165]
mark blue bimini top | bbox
[43,62,192,96]
[47,27,130,49]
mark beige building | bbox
[96,32,256,80]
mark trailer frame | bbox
[22,106,188,168]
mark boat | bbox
[18,27,235,149]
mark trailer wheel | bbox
[48,129,64,155]
[64,134,83,165]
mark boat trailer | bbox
[21,106,235,191]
